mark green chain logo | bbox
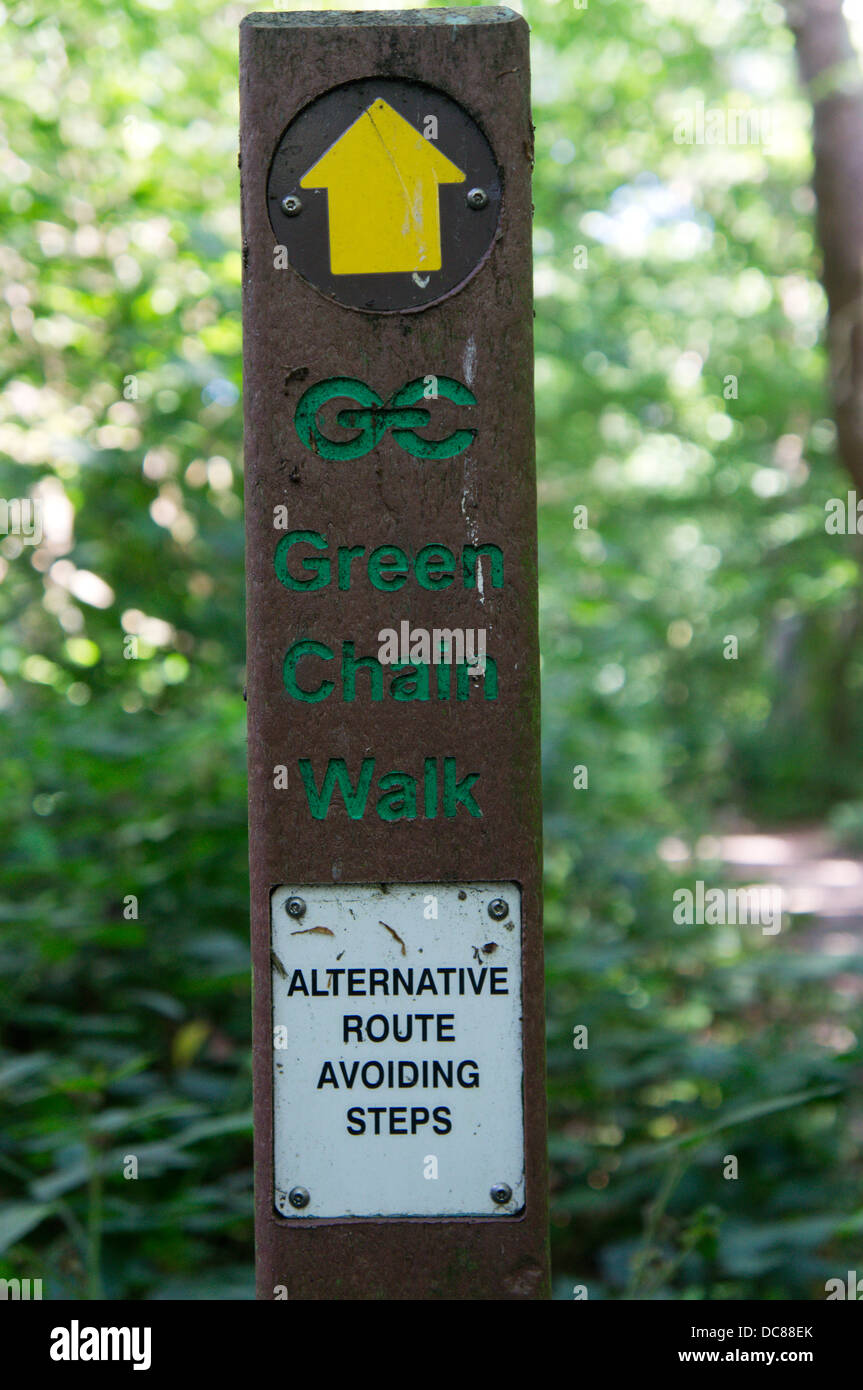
[294,376,477,461]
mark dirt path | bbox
[714,827,863,999]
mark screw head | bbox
[288,1186,310,1209]
[281,195,302,216]
[286,896,306,920]
[467,187,489,210]
[488,898,509,921]
[490,1183,512,1205]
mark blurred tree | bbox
[786,0,863,486]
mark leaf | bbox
[0,1202,54,1255]
[30,1160,90,1203]
[618,1086,844,1173]
[0,1054,51,1090]
[172,1020,210,1069]
[172,1112,253,1148]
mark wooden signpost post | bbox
[240,7,548,1300]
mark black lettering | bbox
[398,1061,418,1087]
[317,1060,338,1088]
[366,1014,389,1042]
[432,1105,452,1135]
[393,1014,413,1042]
[346,1106,365,1134]
[389,1107,408,1135]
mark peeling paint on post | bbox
[240,7,548,1301]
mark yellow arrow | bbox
[300,99,466,276]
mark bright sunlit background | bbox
[2,0,862,1299]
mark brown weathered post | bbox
[240,7,548,1300]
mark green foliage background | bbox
[1,0,861,1299]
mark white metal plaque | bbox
[271,881,524,1218]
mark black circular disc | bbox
[266,77,501,314]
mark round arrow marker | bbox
[266,78,501,314]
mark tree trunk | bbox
[786,0,863,487]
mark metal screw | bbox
[488,898,509,921]
[286,896,306,919]
[288,1186,310,1209]
[490,1183,512,1205]
[466,187,489,210]
[281,195,302,216]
